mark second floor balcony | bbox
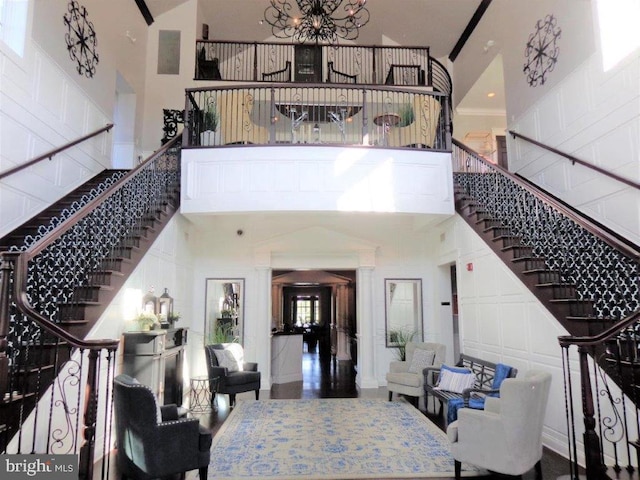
[181,84,454,218]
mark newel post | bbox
[78,349,99,480]
[578,345,608,480]
[0,253,14,396]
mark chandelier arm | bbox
[264,0,369,44]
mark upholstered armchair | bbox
[388,94,442,148]
[113,374,212,480]
[386,342,446,407]
[446,370,552,480]
[205,343,261,407]
[218,90,269,145]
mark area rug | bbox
[208,398,483,479]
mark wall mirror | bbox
[384,278,423,347]
[205,278,244,345]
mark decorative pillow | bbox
[214,345,244,372]
[408,349,436,373]
[435,364,475,393]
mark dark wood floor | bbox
[194,351,572,480]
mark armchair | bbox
[218,90,269,145]
[388,94,441,148]
[386,341,445,408]
[113,374,211,480]
[205,343,261,407]
[447,370,552,480]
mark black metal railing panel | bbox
[559,311,640,479]
[184,84,450,151]
[194,40,436,88]
[452,143,640,322]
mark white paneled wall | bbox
[510,51,640,245]
[0,43,112,238]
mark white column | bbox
[356,266,378,388]
[336,284,351,361]
[255,265,272,390]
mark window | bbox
[0,0,28,57]
[293,296,320,326]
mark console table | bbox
[122,328,187,406]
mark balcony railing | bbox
[194,40,451,94]
[183,84,451,151]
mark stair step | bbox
[73,284,114,302]
[536,283,578,298]
[58,302,100,321]
[492,235,522,248]
[549,298,595,317]
[502,245,534,258]
[86,270,125,286]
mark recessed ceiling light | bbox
[487,92,496,98]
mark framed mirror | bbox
[205,278,244,345]
[384,278,423,347]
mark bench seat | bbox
[424,354,517,425]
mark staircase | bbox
[0,135,182,479]
[452,140,640,478]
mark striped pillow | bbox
[435,365,475,393]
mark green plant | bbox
[136,311,158,330]
[389,328,416,361]
[168,312,181,323]
[208,323,238,344]
[202,96,219,131]
[397,103,414,127]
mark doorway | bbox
[271,269,357,393]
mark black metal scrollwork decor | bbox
[523,14,561,87]
[63,1,99,78]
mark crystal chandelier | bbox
[264,0,370,44]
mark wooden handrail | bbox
[0,123,114,180]
[453,139,640,262]
[509,130,640,190]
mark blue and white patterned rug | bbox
[208,398,483,479]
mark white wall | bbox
[184,212,449,390]
[455,0,639,245]
[0,0,149,238]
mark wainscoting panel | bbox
[0,44,111,238]
[182,147,454,216]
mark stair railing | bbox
[452,140,640,477]
[0,134,182,479]
[452,140,639,326]
[509,130,640,191]
[0,124,114,181]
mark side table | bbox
[189,375,219,413]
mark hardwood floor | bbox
[195,351,571,479]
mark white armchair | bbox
[446,370,552,479]
[386,342,445,407]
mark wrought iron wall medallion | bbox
[63,1,99,78]
[523,14,561,87]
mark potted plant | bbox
[135,312,159,331]
[389,328,416,361]
[200,95,220,146]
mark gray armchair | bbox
[386,342,446,407]
[205,343,261,407]
[446,370,552,479]
[113,374,211,480]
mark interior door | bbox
[295,44,323,83]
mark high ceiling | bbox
[142,0,505,113]
[143,0,480,58]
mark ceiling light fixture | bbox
[264,0,370,44]
[487,92,496,98]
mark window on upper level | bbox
[0,0,28,57]
[596,0,640,71]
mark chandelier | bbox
[264,0,370,44]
